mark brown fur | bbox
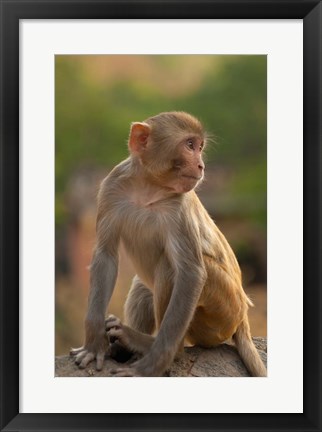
[71,111,266,377]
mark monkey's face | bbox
[139,134,205,194]
[128,112,206,194]
[168,136,205,193]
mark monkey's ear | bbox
[128,122,151,154]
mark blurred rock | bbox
[55,337,266,377]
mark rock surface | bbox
[55,337,267,377]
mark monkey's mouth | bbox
[182,175,202,181]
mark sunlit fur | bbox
[71,111,266,377]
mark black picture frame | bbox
[1,1,321,431]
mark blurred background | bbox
[55,55,267,355]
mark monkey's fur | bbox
[71,112,267,377]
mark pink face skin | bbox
[168,136,205,194]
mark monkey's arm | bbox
[109,222,206,377]
[71,213,120,370]
[108,263,206,377]
[142,268,206,375]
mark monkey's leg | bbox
[153,268,185,358]
[188,307,266,376]
[187,261,244,347]
[107,277,156,356]
[187,306,224,348]
[106,279,155,362]
[124,276,155,334]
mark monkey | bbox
[70,111,267,377]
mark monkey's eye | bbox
[186,139,194,150]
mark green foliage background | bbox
[55,55,267,353]
[56,54,266,229]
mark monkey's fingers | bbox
[106,328,124,344]
[96,351,105,371]
[70,346,84,356]
[105,315,121,331]
[79,352,95,369]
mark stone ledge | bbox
[55,337,267,377]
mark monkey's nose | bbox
[198,161,205,171]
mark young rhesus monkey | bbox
[71,111,267,377]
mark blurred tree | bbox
[56,55,266,229]
[55,55,267,354]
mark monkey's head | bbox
[128,111,206,194]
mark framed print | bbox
[0,1,321,431]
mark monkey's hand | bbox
[70,320,108,371]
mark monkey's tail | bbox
[233,319,267,377]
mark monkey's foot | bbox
[108,366,141,377]
[105,315,154,356]
[108,355,160,377]
[105,315,135,352]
